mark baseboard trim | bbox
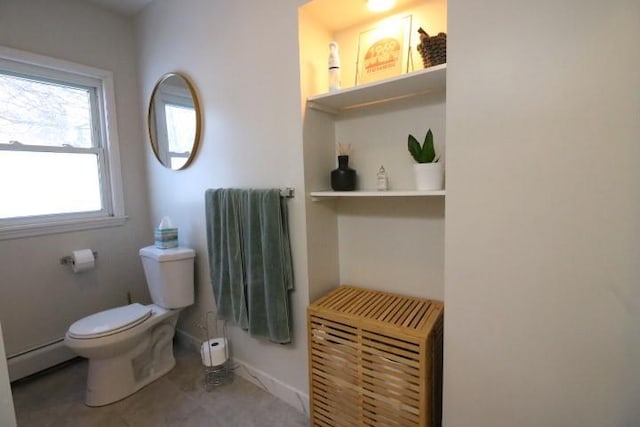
[7,339,76,382]
[232,357,310,417]
[174,328,309,416]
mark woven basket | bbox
[417,28,447,68]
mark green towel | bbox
[205,189,294,344]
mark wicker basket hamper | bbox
[307,285,444,427]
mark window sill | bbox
[0,215,128,240]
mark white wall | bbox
[0,0,152,375]
[444,0,640,425]
[334,96,446,300]
[135,0,310,395]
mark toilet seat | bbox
[68,303,153,339]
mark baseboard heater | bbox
[7,338,76,382]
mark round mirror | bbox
[148,73,201,170]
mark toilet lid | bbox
[68,303,153,339]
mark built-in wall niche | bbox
[299,0,447,98]
[298,0,447,304]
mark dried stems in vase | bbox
[336,143,352,157]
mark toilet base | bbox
[84,314,178,406]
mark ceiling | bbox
[85,0,423,25]
[83,0,152,16]
[302,0,424,32]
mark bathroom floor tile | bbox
[112,376,202,426]
[52,402,129,427]
[11,344,309,427]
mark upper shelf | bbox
[307,64,446,114]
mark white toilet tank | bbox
[139,246,195,309]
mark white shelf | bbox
[307,64,446,114]
[310,190,445,200]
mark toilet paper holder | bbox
[203,311,233,390]
[60,251,98,265]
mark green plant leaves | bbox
[408,134,423,162]
[423,129,436,163]
[407,129,437,163]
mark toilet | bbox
[65,245,195,407]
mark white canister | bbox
[414,162,444,190]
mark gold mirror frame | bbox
[147,72,202,170]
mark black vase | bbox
[331,155,356,191]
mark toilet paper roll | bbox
[200,338,228,367]
[71,249,95,273]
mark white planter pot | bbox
[414,163,444,190]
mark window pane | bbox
[165,104,195,154]
[0,151,102,219]
[0,73,94,148]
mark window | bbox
[0,46,126,239]
[163,103,196,169]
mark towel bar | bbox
[280,187,295,198]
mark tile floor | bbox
[10,345,309,427]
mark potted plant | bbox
[408,129,443,190]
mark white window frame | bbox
[0,46,126,240]
[152,88,195,168]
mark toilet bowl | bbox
[65,246,195,406]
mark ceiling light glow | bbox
[367,0,395,13]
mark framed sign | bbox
[356,15,413,85]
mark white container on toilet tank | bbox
[139,246,195,308]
